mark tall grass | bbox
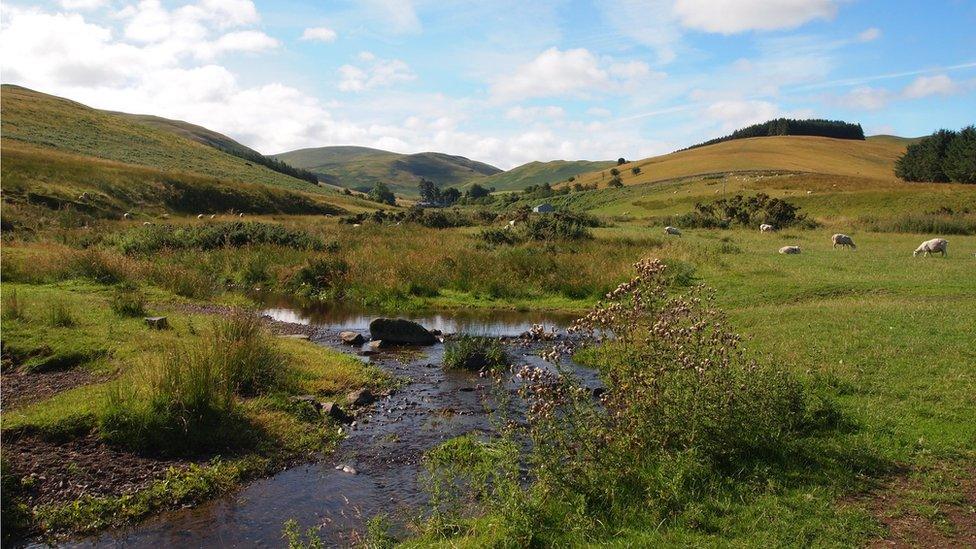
[2,289,26,321]
[45,299,76,327]
[859,212,976,235]
[99,314,286,454]
[443,336,508,373]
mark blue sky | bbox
[2,0,974,168]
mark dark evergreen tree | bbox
[943,125,976,184]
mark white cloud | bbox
[505,105,565,122]
[586,107,612,118]
[704,99,781,132]
[674,0,837,34]
[857,27,881,42]
[835,86,891,110]
[59,0,107,9]
[596,0,682,64]
[300,26,337,43]
[337,52,415,92]
[903,74,958,99]
[490,47,656,102]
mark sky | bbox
[2,0,975,169]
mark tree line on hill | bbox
[682,118,865,151]
[894,125,975,184]
[206,146,320,185]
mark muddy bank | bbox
[1,369,114,410]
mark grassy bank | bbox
[0,282,388,541]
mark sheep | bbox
[779,245,801,254]
[760,223,775,232]
[913,238,948,257]
[508,220,516,227]
[664,226,682,236]
[143,221,153,226]
[161,213,170,219]
[209,214,216,220]
[197,214,204,219]
[238,212,245,218]
[123,212,132,220]
[832,234,856,249]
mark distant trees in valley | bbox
[895,125,976,184]
[683,118,865,151]
[368,182,396,205]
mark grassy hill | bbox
[475,160,615,192]
[0,85,322,194]
[273,146,502,196]
[0,85,379,220]
[570,135,909,190]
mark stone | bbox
[367,340,386,351]
[335,464,358,475]
[322,402,350,423]
[339,331,365,345]
[144,317,168,330]
[368,318,436,345]
[347,388,375,407]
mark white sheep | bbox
[238,213,245,218]
[760,223,775,232]
[197,214,204,219]
[508,220,516,227]
[664,226,682,236]
[123,212,132,220]
[913,238,948,257]
[143,221,153,226]
[779,245,801,254]
[832,234,856,249]
[161,213,170,219]
[209,214,216,220]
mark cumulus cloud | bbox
[673,0,837,34]
[505,105,565,122]
[857,27,881,42]
[704,99,781,132]
[337,52,415,92]
[59,0,107,9]
[490,47,657,102]
[300,26,337,43]
[362,0,421,34]
[836,86,891,110]
[903,74,958,98]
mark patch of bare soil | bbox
[865,466,976,548]
[2,432,192,509]
[1,369,114,410]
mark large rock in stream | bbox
[368,318,437,346]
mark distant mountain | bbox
[475,160,616,192]
[273,146,502,196]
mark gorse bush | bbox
[676,193,813,229]
[443,336,509,373]
[422,259,828,544]
[100,314,285,454]
[111,222,325,255]
[286,257,349,301]
[520,212,596,242]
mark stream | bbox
[64,303,594,548]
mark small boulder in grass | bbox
[144,316,168,330]
[339,331,365,345]
[322,402,351,423]
[347,388,375,407]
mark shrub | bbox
[286,257,349,300]
[444,336,509,373]
[110,286,147,317]
[423,259,825,543]
[111,222,324,255]
[521,212,595,242]
[683,193,813,229]
[478,228,523,247]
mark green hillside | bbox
[273,146,502,196]
[0,85,321,193]
[475,159,615,192]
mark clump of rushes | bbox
[100,313,286,455]
[110,285,147,317]
[2,289,26,321]
[45,298,76,327]
[443,336,509,373]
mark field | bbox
[474,159,616,192]
[2,87,974,546]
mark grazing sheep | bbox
[832,234,856,249]
[143,221,153,226]
[197,214,204,219]
[913,238,948,257]
[508,220,516,227]
[760,223,775,232]
[238,213,245,218]
[161,213,170,219]
[779,245,801,254]
[664,226,682,236]
[123,212,132,220]
[209,214,216,220]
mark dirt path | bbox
[1,369,114,410]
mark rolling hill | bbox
[568,135,911,190]
[273,146,502,196]
[0,85,322,193]
[0,85,377,218]
[474,160,615,192]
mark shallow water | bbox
[64,303,593,548]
